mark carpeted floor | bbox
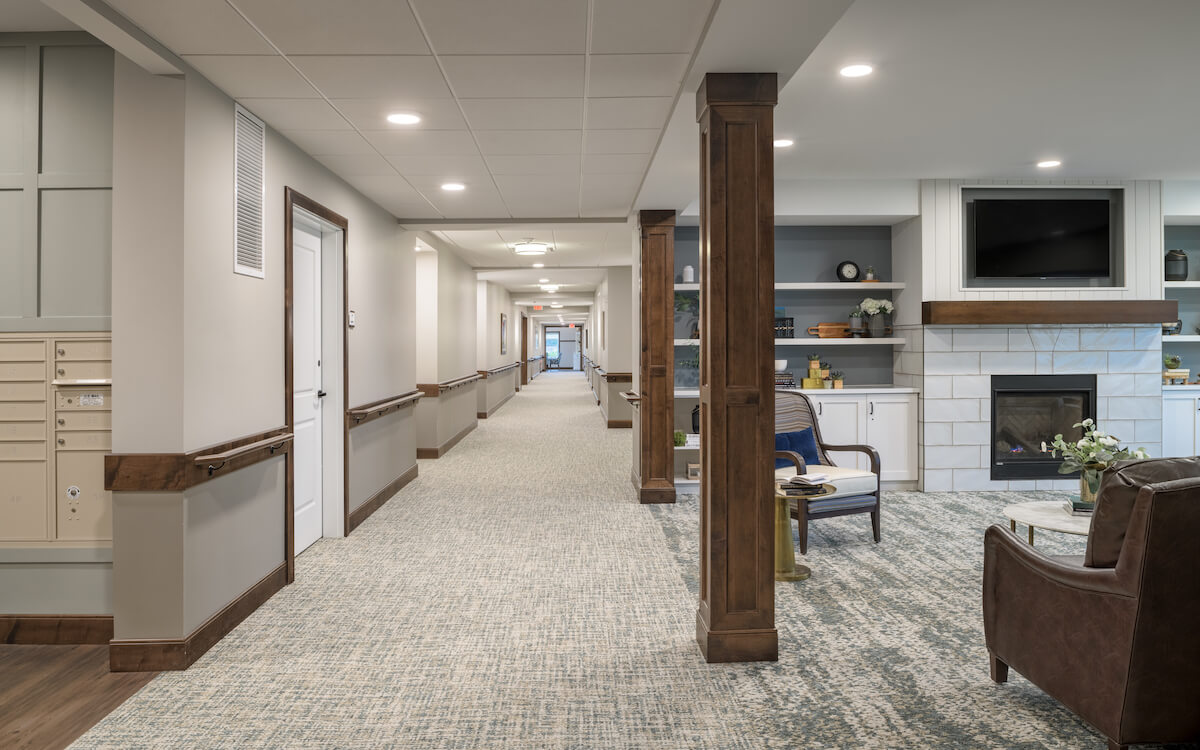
[72,371,1162,749]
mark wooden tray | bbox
[807,322,851,338]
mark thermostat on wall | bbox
[348,310,356,328]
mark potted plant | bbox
[822,375,833,389]
[848,308,865,336]
[806,353,821,373]
[674,292,699,339]
[1044,419,1149,505]
[819,361,832,378]
[864,265,877,281]
[831,371,844,389]
[673,430,686,447]
[858,297,895,338]
[1165,353,1183,370]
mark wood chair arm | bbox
[821,443,881,475]
[775,450,807,475]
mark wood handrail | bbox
[418,374,482,397]
[195,433,293,475]
[347,390,422,427]
[620,391,641,405]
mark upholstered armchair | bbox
[983,458,1200,750]
[774,390,881,553]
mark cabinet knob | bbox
[57,438,65,445]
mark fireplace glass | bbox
[991,375,1097,480]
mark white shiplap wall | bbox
[920,179,1163,301]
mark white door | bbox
[810,394,867,470]
[292,222,323,554]
[1162,395,1195,458]
[867,394,918,482]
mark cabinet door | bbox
[1162,395,1196,458]
[867,394,918,482]
[809,394,867,470]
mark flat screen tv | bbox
[963,189,1122,288]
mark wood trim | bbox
[285,187,349,582]
[521,313,529,386]
[104,427,292,492]
[481,361,521,376]
[415,421,475,459]
[346,390,422,428]
[109,562,287,671]
[476,388,515,419]
[636,209,676,506]
[417,383,440,398]
[347,463,418,533]
[416,373,483,398]
[620,391,641,404]
[601,371,633,383]
[0,615,113,645]
[921,300,1177,325]
[606,419,633,429]
[638,486,677,504]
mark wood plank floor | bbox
[0,645,156,750]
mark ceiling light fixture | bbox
[773,139,794,148]
[839,64,873,78]
[440,182,465,192]
[512,239,552,256]
[532,262,545,268]
[551,303,563,308]
[538,278,549,283]
[1036,159,1062,168]
[386,112,421,125]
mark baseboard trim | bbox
[416,422,476,459]
[0,614,113,645]
[638,486,677,504]
[607,419,632,429]
[109,562,287,671]
[477,390,515,420]
[695,611,778,664]
[347,463,419,533]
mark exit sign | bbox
[533,305,542,310]
[569,323,575,328]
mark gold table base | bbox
[775,493,811,581]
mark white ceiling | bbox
[476,267,602,313]
[101,0,716,221]
[6,0,76,31]
[420,222,633,269]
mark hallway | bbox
[72,371,757,749]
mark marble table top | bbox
[1003,500,1092,536]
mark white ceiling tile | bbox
[290,56,450,99]
[429,189,511,219]
[282,129,378,155]
[412,0,587,54]
[404,174,500,193]
[346,175,429,206]
[485,154,581,176]
[496,228,556,245]
[474,130,582,156]
[240,98,349,130]
[505,196,581,219]
[585,97,674,129]
[494,174,580,196]
[587,54,690,98]
[386,203,444,219]
[583,129,660,154]
[460,99,583,130]
[582,153,650,174]
[313,152,397,177]
[385,153,491,177]
[590,0,713,54]
[442,231,508,252]
[234,0,429,54]
[440,56,585,99]
[106,0,273,54]
[362,130,480,157]
[332,99,468,131]
[495,176,581,218]
[580,173,642,216]
[182,55,316,99]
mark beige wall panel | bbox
[183,457,285,634]
[0,191,24,318]
[39,189,112,318]
[437,249,477,382]
[0,47,23,174]
[56,451,111,540]
[39,45,114,176]
[0,556,111,615]
[0,461,47,540]
[112,491,185,640]
[348,408,415,513]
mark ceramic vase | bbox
[865,313,889,338]
[1080,468,1103,504]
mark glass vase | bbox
[1079,468,1103,504]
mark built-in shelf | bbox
[674,283,700,291]
[1164,281,1200,289]
[674,389,700,398]
[776,337,905,346]
[675,281,904,292]
[1164,335,1200,343]
[674,339,700,346]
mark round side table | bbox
[774,483,835,581]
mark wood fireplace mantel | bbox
[922,300,1177,326]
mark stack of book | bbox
[774,317,795,338]
[774,371,796,388]
[777,472,829,497]
[1063,497,1095,517]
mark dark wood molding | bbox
[104,428,292,492]
[639,486,677,504]
[694,72,779,664]
[478,362,521,378]
[347,463,418,533]
[416,374,483,398]
[476,389,515,420]
[520,313,529,386]
[921,300,1178,325]
[601,371,633,383]
[110,562,287,672]
[0,615,113,645]
[415,421,475,459]
[346,390,421,428]
[636,209,677,506]
[606,419,633,429]
[285,187,348,583]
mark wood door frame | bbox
[520,314,529,385]
[284,187,348,584]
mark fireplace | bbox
[990,374,1097,480]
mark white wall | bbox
[436,249,477,381]
[414,252,438,384]
[476,281,516,371]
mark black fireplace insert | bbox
[990,374,1097,480]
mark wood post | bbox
[695,72,778,663]
[634,210,677,504]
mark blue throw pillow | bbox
[774,427,822,470]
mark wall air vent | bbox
[233,104,265,279]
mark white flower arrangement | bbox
[1043,418,1149,475]
[857,298,894,316]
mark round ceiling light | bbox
[538,278,549,283]
[550,303,563,309]
[441,182,465,191]
[386,112,421,125]
[839,64,874,78]
[512,239,552,256]
[1036,159,1062,168]
[532,262,545,268]
[773,139,794,148]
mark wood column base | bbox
[695,610,778,663]
[635,473,677,505]
[606,419,632,429]
[110,562,287,671]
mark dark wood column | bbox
[634,210,677,504]
[695,72,778,663]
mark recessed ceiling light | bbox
[1036,159,1062,168]
[773,139,794,148]
[551,303,563,308]
[538,278,549,283]
[532,263,545,268]
[386,112,421,125]
[839,64,873,78]
[441,182,465,191]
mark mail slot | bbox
[54,340,111,361]
[55,411,111,431]
[0,382,45,402]
[0,361,47,381]
[0,422,46,441]
[54,431,111,451]
[56,390,111,410]
[0,340,46,362]
[0,441,46,461]
[0,461,48,540]
[53,361,111,382]
[56,451,110,541]
[0,402,46,421]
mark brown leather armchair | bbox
[983,458,1200,750]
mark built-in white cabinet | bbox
[803,390,918,482]
[1162,390,1199,458]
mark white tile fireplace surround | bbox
[895,324,1163,492]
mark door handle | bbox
[869,401,875,415]
[817,402,822,416]
[317,390,327,398]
